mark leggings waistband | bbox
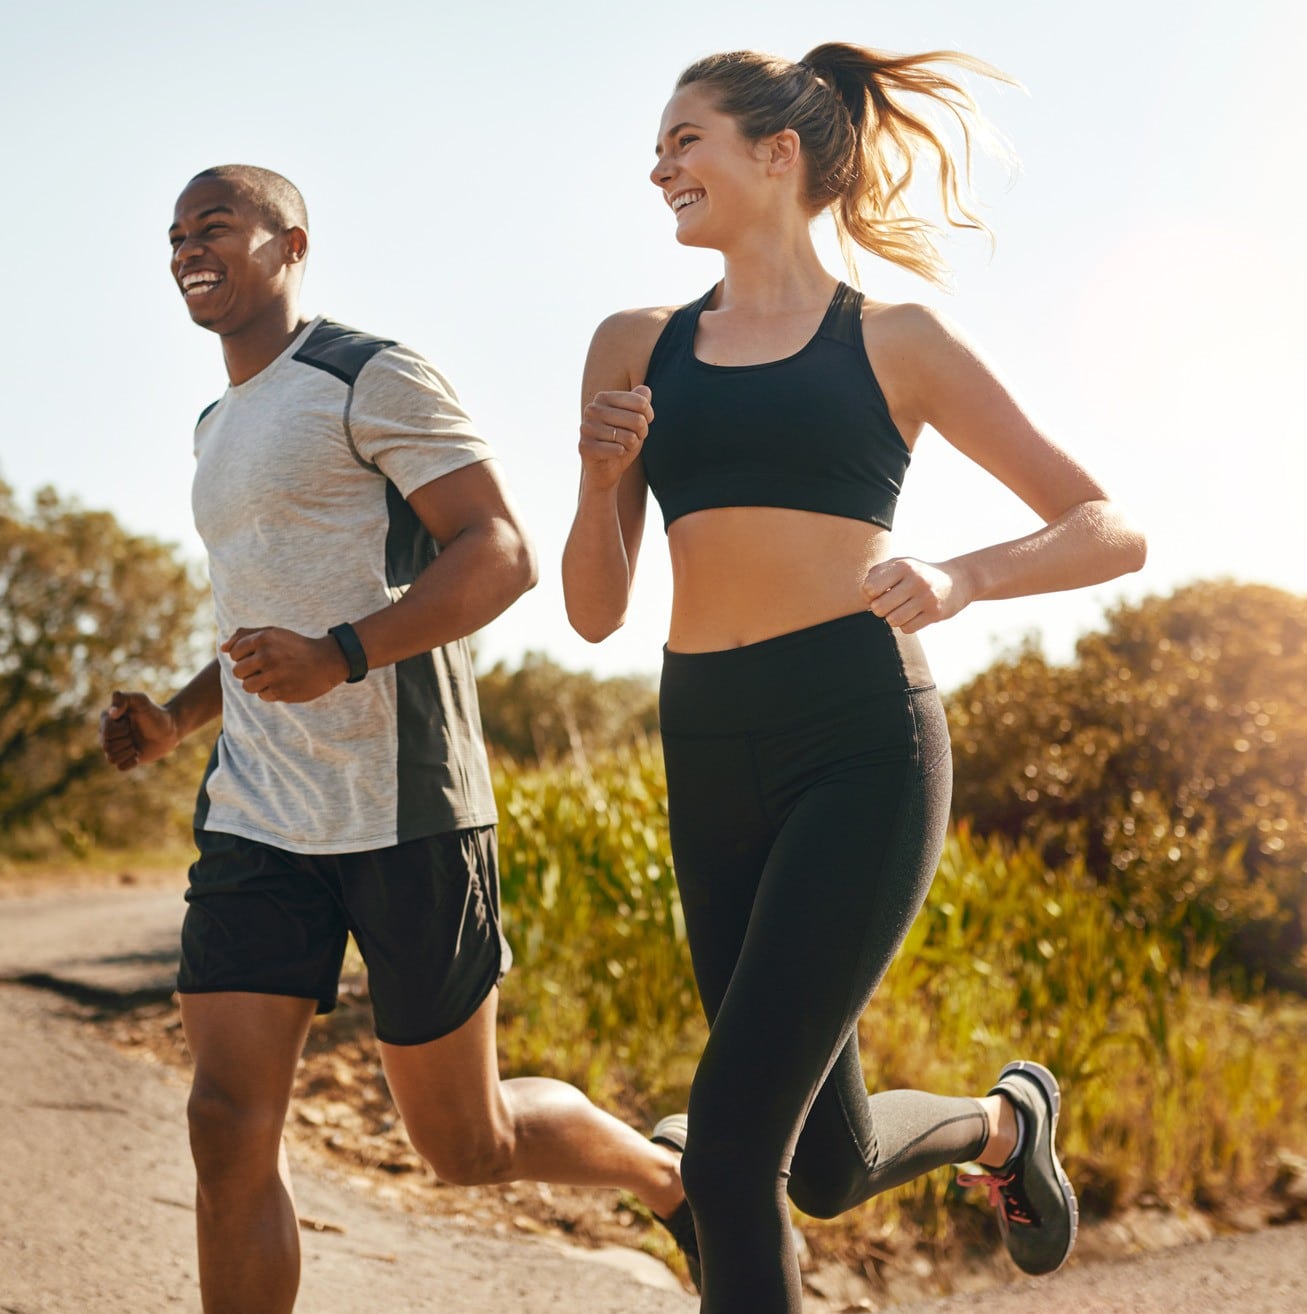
[659,612,935,737]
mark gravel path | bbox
[2,884,1304,1314]
[0,886,693,1314]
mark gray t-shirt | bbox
[191,317,498,854]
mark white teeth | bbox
[671,191,704,213]
[182,273,222,291]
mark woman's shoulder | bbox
[585,304,689,390]
[857,296,984,380]
[591,303,687,349]
[858,296,961,346]
[854,298,981,440]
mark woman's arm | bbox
[562,311,663,643]
[862,305,1146,632]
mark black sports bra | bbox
[640,281,910,532]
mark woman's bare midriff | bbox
[665,506,896,653]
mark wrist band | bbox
[328,622,369,684]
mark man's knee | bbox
[187,1079,287,1185]
[407,1112,516,1187]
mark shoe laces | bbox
[957,1170,1036,1227]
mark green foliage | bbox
[491,744,1307,1249]
[860,823,1307,1241]
[0,482,209,855]
[947,580,1307,991]
[476,650,659,764]
[493,741,700,1107]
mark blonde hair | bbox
[676,43,1017,287]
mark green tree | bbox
[946,580,1307,990]
[476,652,659,763]
[0,481,208,854]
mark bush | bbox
[476,651,658,764]
[0,481,209,856]
[946,580,1307,991]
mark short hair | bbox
[188,164,309,235]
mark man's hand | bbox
[222,627,350,703]
[99,692,181,771]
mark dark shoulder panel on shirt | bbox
[196,400,220,427]
[292,319,398,387]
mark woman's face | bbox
[650,83,774,249]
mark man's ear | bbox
[285,226,308,264]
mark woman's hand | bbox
[862,557,973,633]
[578,385,654,492]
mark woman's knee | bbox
[786,1159,862,1220]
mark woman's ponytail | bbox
[677,43,1017,286]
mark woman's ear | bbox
[761,128,802,176]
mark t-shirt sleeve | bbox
[347,344,495,497]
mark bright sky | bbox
[3,1,1304,692]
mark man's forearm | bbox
[164,659,224,739]
[351,519,537,670]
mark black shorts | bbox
[178,825,510,1045]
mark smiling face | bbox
[650,84,777,250]
[168,177,305,336]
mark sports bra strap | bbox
[819,282,865,349]
[643,288,714,383]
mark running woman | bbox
[562,44,1146,1313]
[99,165,691,1314]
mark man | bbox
[100,165,695,1313]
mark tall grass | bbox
[492,744,1307,1250]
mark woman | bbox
[562,43,1146,1312]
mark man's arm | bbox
[223,459,537,703]
[99,658,223,771]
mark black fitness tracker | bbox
[328,622,369,684]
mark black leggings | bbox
[660,613,989,1314]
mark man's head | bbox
[169,165,309,335]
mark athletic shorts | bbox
[177,825,511,1045]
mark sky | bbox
[2,0,1304,693]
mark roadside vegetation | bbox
[5,483,1306,1286]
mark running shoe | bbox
[957,1060,1079,1276]
[650,1113,701,1291]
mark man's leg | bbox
[181,992,318,1314]
[380,986,684,1219]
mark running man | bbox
[100,165,692,1314]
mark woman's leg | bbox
[679,752,962,1313]
[659,619,995,1311]
[786,692,989,1218]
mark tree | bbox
[946,580,1307,991]
[476,652,659,764]
[0,481,208,853]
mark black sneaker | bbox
[650,1113,701,1291]
[957,1060,1078,1276]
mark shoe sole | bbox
[997,1060,1079,1274]
[651,1113,688,1154]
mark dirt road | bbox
[2,884,1304,1314]
[0,886,692,1314]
